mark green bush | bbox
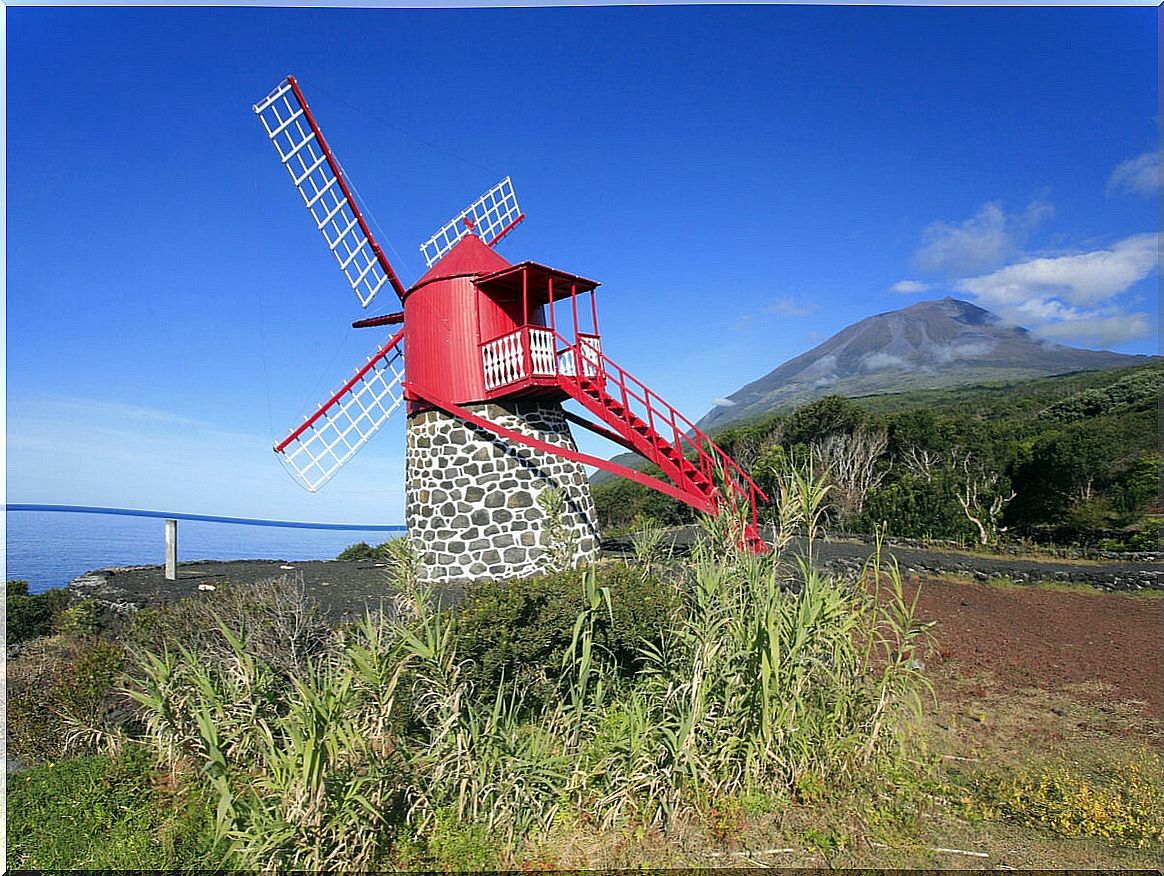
[1127,520,1162,551]
[454,563,679,712]
[7,748,215,869]
[7,636,127,763]
[863,473,975,541]
[592,476,693,534]
[125,574,330,677]
[7,583,71,644]
[337,538,400,560]
[123,468,932,862]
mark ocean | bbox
[5,510,401,593]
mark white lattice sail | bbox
[254,77,396,307]
[419,176,523,268]
[274,332,406,491]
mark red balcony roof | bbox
[474,261,600,305]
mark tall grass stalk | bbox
[393,582,568,843]
[128,612,405,870]
[580,460,929,826]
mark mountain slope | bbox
[697,297,1146,431]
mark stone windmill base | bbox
[405,401,601,583]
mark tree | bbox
[782,395,870,448]
[811,427,889,525]
[949,449,1015,545]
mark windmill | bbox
[253,75,766,581]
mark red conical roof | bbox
[411,233,512,291]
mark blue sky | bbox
[6,5,1158,524]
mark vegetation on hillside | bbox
[594,363,1162,548]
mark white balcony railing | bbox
[482,330,524,391]
[556,334,601,378]
[481,328,599,391]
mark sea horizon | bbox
[5,510,402,593]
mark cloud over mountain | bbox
[955,233,1157,345]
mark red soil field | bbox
[908,576,1163,722]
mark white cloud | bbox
[760,296,816,317]
[1107,151,1160,197]
[1035,312,1153,346]
[861,352,912,371]
[956,233,1158,308]
[913,199,1053,276]
[889,280,932,294]
[712,397,736,407]
[733,294,816,328]
[930,340,996,364]
[801,354,837,378]
[954,233,1157,346]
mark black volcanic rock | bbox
[697,298,1146,430]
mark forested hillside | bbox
[593,362,1161,548]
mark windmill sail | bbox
[419,176,524,268]
[253,76,406,306]
[274,330,407,491]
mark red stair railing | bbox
[551,331,768,545]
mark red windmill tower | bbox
[254,76,766,581]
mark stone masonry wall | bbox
[406,401,600,583]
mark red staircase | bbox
[552,333,768,550]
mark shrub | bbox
[957,753,1164,848]
[338,540,379,560]
[56,599,99,636]
[337,538,403,561]
[128,610,407,870]
[1127,519,1162,552]
[7,636,128,763]
[453,563,679,712]
[7,584,71,644]
[7,748,214,868]
[582,516,933,826]
[124,460,932,862]
[125,574,330,677]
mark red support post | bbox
[520,271,531,381]
[548,276,555,335]
[521,327,532,382]
[571,282,579,340]
[522,268,529,327]
[590,288,599,336]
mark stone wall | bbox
[405,401,600,583]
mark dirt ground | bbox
[910,575,1163,728]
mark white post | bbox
[165,519,178,581]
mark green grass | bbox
[6,748,215,869]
